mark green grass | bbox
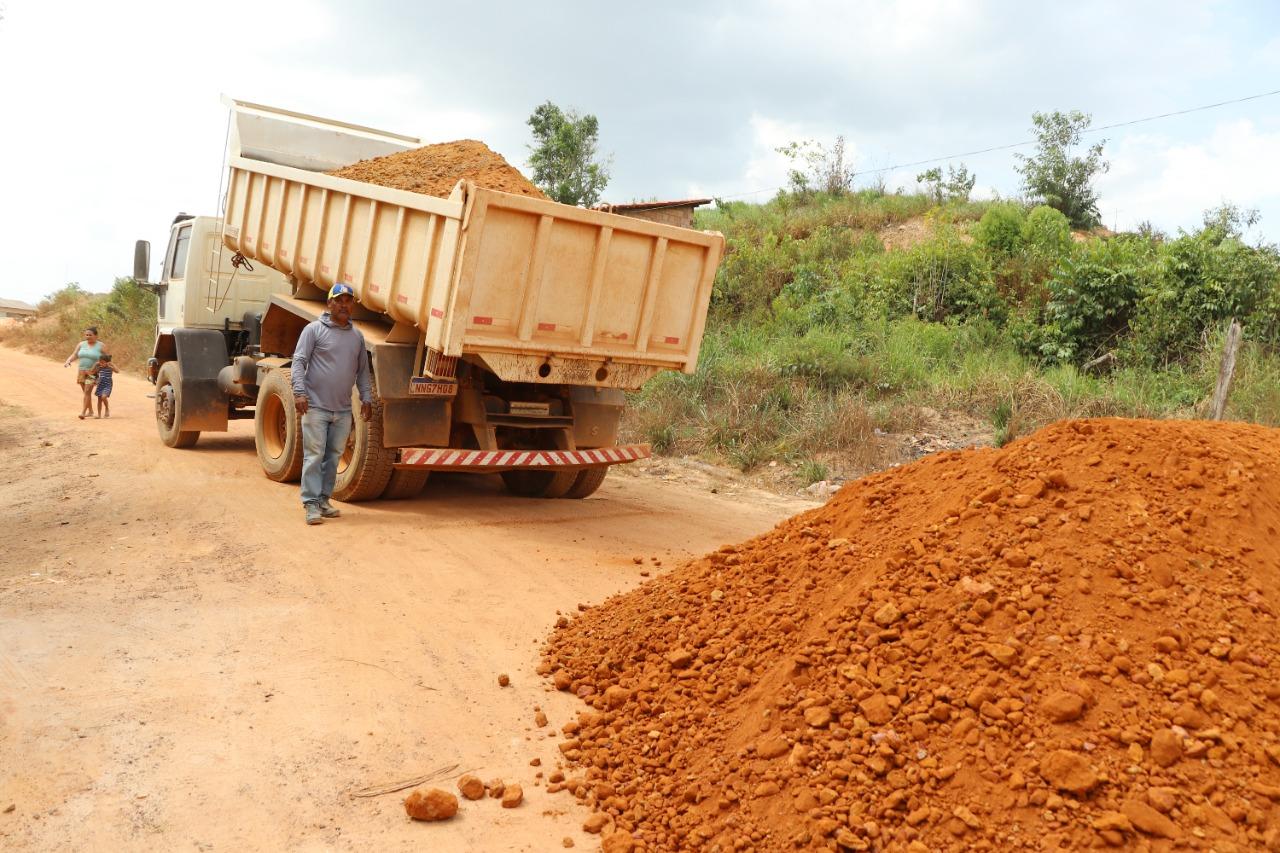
[623,312,1279,482]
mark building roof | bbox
[0,298,37,313]
[596,198,714,213]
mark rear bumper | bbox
[394,444,650,472]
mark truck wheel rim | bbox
[156,383,176,429]
[260,393,287,459]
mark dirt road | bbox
[0,346,813,851]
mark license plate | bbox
[408,377,457,397]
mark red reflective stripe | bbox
[400,445,649,468]
[473,316,493,325]
[431,307,444,318]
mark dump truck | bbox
[134,99,723,501]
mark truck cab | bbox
[140,213,289,374]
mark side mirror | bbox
[134,240,151,283]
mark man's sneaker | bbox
[304,503,323,525]
[319,500,342,519]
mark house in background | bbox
[0,298,37,321]
[595,198,713,230]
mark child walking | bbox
[94,354,119,418]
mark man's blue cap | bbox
[327,283,355,300]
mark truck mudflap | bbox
[395,445,650,472]
[171,328,231,432]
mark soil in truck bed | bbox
[327,139,548,200]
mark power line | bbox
[717,87,1280,200]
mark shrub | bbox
[1130,227,1280,365]
[1022,205,1073,257]
[1036,236,1159,363]
[872,229,1005,324]
[973,203,1027,257]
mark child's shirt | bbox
[95,366,113,394]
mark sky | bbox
[1,0,1278,305]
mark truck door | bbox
[158,222,192,327]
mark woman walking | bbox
[63,327,107,419]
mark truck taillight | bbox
[424,347,458,380]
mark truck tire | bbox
[332,383,395,503]
[500,469,578,498]
[254,369,303,482]
[563,466,608,499]
[382,469,429,499]
[155,361,199,448]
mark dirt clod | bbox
[497,673,510,687]
[403,788,458,821]
[1121,799,1179,838]
[1039,750,1098,793]
[1149,728,1183,767]
[456,774,485,801]
[501,783,524,808]
[1040,690,1086,723]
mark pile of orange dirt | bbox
[326,139,548,200]
[542,418,1280,851]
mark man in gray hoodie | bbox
[291,283,373,525]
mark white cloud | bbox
[1097,119,1280,238]
[687,113,866,202]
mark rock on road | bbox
[0,346,812,851]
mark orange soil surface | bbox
[544,418,1280,851]
[327,140,547,200]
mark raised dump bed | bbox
[220,100,723,391]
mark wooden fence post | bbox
[1209,319,1243,421]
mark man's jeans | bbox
[300,407,353,506]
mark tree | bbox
[1015,111,1109,229]
[526,101,611,207]
[776,136,855,196]
[916,164,976,204]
